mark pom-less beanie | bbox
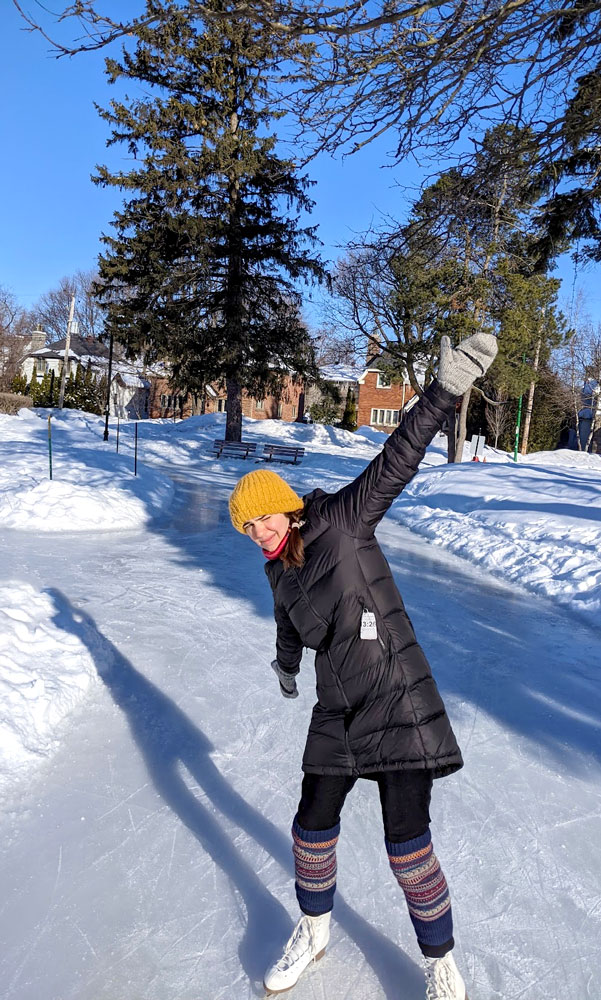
[229,469,303,533]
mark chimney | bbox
[30,327,47,352]
[365,334,381,367]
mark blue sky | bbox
[1,2,600,331]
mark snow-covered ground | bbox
[0,408,173,530]
[1,406,600,1000]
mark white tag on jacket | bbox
[360,610,377,640]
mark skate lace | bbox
[424,955,459,1000]
[274,917,313,972]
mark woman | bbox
[228,333,497,999]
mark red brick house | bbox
[356,353,423,429]
[148,374,305,422]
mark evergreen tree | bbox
[10,373,28,395]
[339,387,357,431]
[95,0,325,440]
[39,370,52,406]
[28,370,39,404]
[63,370,77,408]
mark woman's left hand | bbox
[438,333,498,396]
[271,659,299,699]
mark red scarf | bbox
[262,531,290,560]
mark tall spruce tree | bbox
[94,1,325,439]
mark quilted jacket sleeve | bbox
[318,379,457,537]
[274,601,303,675]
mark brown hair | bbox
[281,509,306,570]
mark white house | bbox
[578,380,601,452]
[19,330,151,418]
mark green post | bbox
[513,351,526,462]
[513,394,523,462]
[47,414,53,480]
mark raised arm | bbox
[317,333,498,537]
[317,379,456,536]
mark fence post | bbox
[116,418,120,453]
[134,422,138,476]
[47,414,53,480]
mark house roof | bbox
[28,334,111,359]
[30,348,82,361]
[79,354,151,389]
[319,364,363,383]
[358,351,427,385]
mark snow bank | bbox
[0,408,174,531]
[0,583,96,791]
[392,455,601,620]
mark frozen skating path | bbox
[1,464,600,1000]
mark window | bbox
[277,402,283,418]
[371,408,400,426]
[160,394,167,407]
[292,404,297,418]
[35,359,46,374]
[217,398,226,412]
[376,372,391,388]
[255,398,264,410]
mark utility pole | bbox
[58,295,76,409]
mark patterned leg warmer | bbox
[386,829,454,953]
[292,816,339,916]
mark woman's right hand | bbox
[271,659,299,699]
[438,332,498,396]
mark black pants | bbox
[296,769,433,843]
[294,769,453,957]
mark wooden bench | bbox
[261,443,305,465]
[212,439,257,460]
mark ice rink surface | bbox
[1,456,600,1000]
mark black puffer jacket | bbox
[265,380,463,779]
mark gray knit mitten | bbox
[271,659,299,699]
[437,333,498,396]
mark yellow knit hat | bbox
[229,469,303,534]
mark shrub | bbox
[0,392,33,414]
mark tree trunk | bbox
[225,378,243,441]
[520,336,541,455]
[585,395,601,453]
[454,388,471,462]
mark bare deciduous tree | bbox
[31,270,105,343]
[554,302,601,451]
[0,286,30,390]
[14,1,601,163]
[310,323,359,367]
[485,391,510,450]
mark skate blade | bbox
[263,949,326,995]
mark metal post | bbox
[513,352,526,462]
[49,370,55,407]
[58,295,76,409]
[116,418,120,453]
[513,394,523,462]
[134,422,138,476]
[47,415,53,480]
[103,330,114,442]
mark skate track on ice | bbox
[1,463,600,1000]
